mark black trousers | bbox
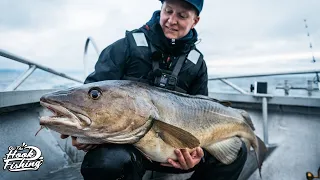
[81,142,247,180]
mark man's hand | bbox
[60,134,99,152]
[161,147,204,170]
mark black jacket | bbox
[85,13,208,96]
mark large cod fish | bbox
[38,80,267,174]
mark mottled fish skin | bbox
[135,85,261,164]
[39,80,267,174]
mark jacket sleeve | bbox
[84,38,129,84]
[188,60,209,96]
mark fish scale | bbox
[153,92,244,130]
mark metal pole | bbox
[208,69,320,80]
[303,19,316,63]
[304,19,320,89]
[83,37,100,78]
[262,97,269,145]
[5,65,37,91]
[220,79,249,94]
[0,49,83,83]
[315,72,320,90]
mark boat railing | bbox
[0,49,83,91]
[209,69,320,95]
[83,37,100,78]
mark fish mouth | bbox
[39,101,92,127]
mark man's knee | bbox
[80,144,145,180]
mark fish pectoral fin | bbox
[205,137,243,165]
[153,120,200,149]
[255,135,268,177]
[237,109,255,131]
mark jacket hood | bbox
[141,10,198,56]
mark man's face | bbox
[160,0,200,40]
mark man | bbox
[61,0,248,179]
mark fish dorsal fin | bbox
[220,101,232,107]
[205,137,242,165]
[236,109,255,131]
[255,135,268,177]
[153,120,200,149]
[194,95,232,107]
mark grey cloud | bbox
[197,0,320,59]
[264,6,320,40]
[0,0,64,30]
[1,0,319,75]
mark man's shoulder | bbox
[102,27,146,50]
[125,26,147,36]
[189,47,205,63]
[194,48,203,56]
[124,26,151,48]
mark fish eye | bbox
[88,88,102,100]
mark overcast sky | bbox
[0,0,319,78]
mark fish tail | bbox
[253,135,268,178]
